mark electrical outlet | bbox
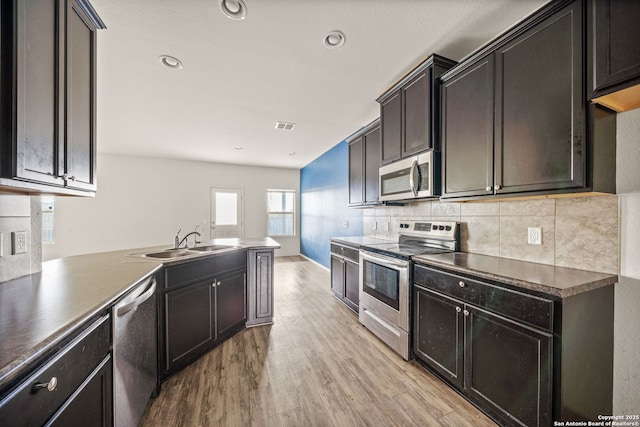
[372,221,377,230]
[11,231,27,255]
[527,227,542,245]
[384,221,390,232]
[342,221,349,228]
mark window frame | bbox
[267,189,296,237]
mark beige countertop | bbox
[412,252,618,298]
[0,237,280,391]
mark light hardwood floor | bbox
[142,256,497,426]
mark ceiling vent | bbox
[275,121,296,131]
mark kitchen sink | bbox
[188,245,234,252]
[144,249,192,259]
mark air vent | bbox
[275,121,296,131]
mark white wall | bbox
[614,108,640,414]
[42,154,300,260]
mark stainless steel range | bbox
[358,220,460,360]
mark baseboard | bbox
[299,254,330,271]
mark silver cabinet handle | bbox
[458,281,465,288]
[34,377,58,392]
[455,307,462,313]
[211,282,216,287]
[463,310,470,316]
[495,184,502,190]
[486,186,492,191]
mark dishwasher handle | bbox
[117,277,156,317]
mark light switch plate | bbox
[0,233,3,257]
[527,227,542,245]
[11,231,27,255]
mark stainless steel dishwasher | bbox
[112,274,157,427]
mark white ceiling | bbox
[91,0,548,169]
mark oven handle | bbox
[360,250,409,270]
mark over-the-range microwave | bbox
[379,151,440,202]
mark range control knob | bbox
[439,225,445,230]
[445,226,452,231]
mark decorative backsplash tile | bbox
[371,194,619,274]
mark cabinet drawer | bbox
[414,265,553,332]
[330,243,359,263]
[165,250,247,289]
[0,315,111,426]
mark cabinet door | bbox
[464,306,552,427]
[495,1,584,194]
[330,255,345,299]
[380,92,402,164]
[216,271,246,337]
[14,0,64,186]
[413,285,464,389]
[348,136,364,205]
[402,70,431,157]
[363,125,381,204]
[252,250,273,322]
[165,281,215,371]
[48,356,113,427]
[591,0,640,93]
[64,0,97,191]
[343,258,359,312]
[441,57,494,198]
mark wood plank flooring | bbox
[142,256,497,426]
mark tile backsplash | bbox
[364,195,619,274]
[0,195,42,283]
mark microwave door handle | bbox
[409,159,419,196]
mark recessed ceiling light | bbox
[323,31,345,49]
[219,0,247,20]
[234,146,243,150]
[289,152,296,156]
[159,55,183,69]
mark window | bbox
[41,196,55,244]
[267,190,295,236]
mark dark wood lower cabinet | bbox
[465,306,552,427]
[413,263,614,427]
[414,284,552,427]
[330,241,360,313]
[0,315,112,426]
[48,356,113,427]
[216,271,247,337]
[413,287,464,389]
[160,250,248,379]
[165,280,216,371]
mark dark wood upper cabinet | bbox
[442,58,495,198]
[348,136,364,205]
[495,0,584,194]
[588,0,640,111]
[348,118,381,207]
[441,0,615,200]
[380,92,402,164]
[0,0,105,196]
[378,54,456,165]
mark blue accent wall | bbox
[300,141,363,268]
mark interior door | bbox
[210,187,244,239]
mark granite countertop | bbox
[330,236,396,247]
[412,252,618,298]
[0,237,280,390]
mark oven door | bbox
[359,251,409,323]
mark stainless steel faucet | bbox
[174,229,201,249]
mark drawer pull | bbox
[458,281,466,288]
[455,306,461,313]
[463,310,470,316]
[33,377,58,392]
